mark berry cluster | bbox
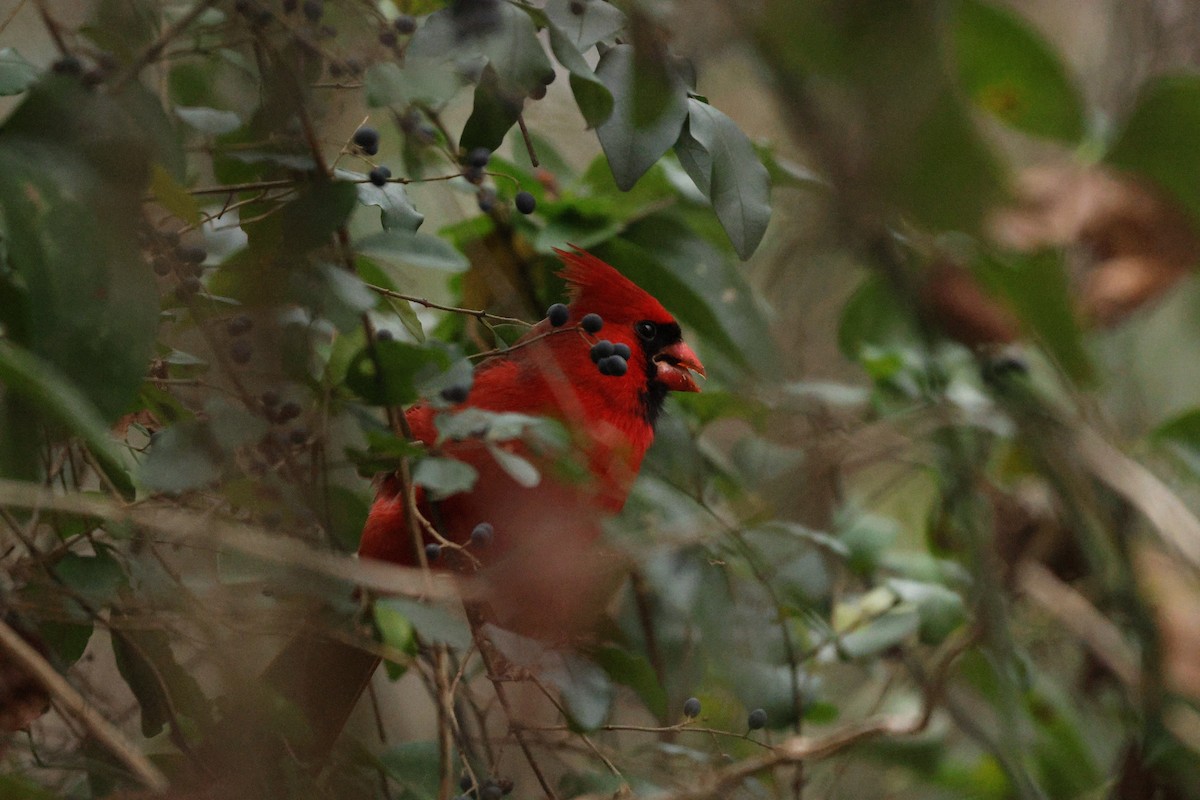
[459,146,536,216]
[144,227,208,301]
[423,522,492,564]
[226,314,254,365]
[545,305,628,378]
[260,392,309,447]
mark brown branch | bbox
[0,617,170,792]
[0,479,458,600]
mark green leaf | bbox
[55,550,126,608]
[536,11,613,127]
[295,262,378,333]
[480,4,555,97]
[175,105,242,135]
[412,456,479,501]
[378,740,442,799]
[543,652,613,731]
[378,598,473,650]
[341,169,424,232]
[837,273,917,360]
[839,604,920,658]
[487,443,540,487]
[112,624,211,737]
[136,420,221,493]
[373,601,416,679]
[0,48,38,96]
[595,44,688,190]
[344,340,451,405]
[460,66,525,153]
[952,0,1085,142]
[600,217,778,373]
[1106,74,1200,224]
[594,645,667,719]
[682,99,772,259]
[355,230,470,272]
[629,16,683,129]
[544,0,626,51]
[886,578,967,644]
[0,340,135,499]
[324,485,370,552]
[150,163,201,225]
[837,512,899,575]
[0,79,161,422]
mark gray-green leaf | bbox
[595,44,688,191]
[683,99,772,259]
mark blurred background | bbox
[4,1,1200,798]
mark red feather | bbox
[359,246,689,568]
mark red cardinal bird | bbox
[207,247,704,774]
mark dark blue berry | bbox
[683,697,701,718]
[481,785,503,800]
[353,126,380,155]
[514,191,536,214]
[467,147,490,168]
[379,30,398,47]
[599,355,627,377]
[395,14,418,34]
[580,313,603,333]
[590,340,614,363]
[748,708,768,730]
[547,303,569,327]
[613,342,631,360]
[302,0,323,22]
[229,339,252,365]
[178,245,207,264]
[425,542,442,561]
[440,385,470,403]
[277,402,302,422]
[477,187,497,213]
[227,314,253,336]
[369,166,391,186]
[375,328,394,341]
[471,522,494,547]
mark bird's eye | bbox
[635,320,657,340]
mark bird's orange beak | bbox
[653,341,706,393]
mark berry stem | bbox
[365,284,533,328]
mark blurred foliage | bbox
[3,1,1200,799]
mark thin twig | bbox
[113,0,218,90]
[366,284,533,328]
[652,631,975,800]
[0,618,170,792]
[516,114,539,167]
[466,607,560,799]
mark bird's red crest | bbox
[553,246,673,324]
